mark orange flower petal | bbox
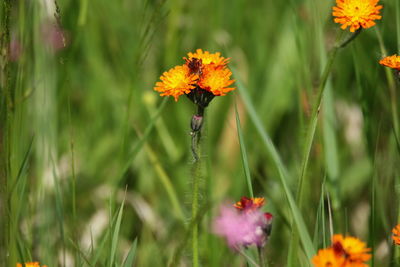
[392,224,400,245]
[184,49,229,67]
[234,197,265,211]
[312,248,345,267]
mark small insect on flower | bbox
[16,262,48,267]
[185,57,203,76]
[332,0,383,32]
[392,224,400,245]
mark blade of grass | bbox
[69,239,94,267]
[50,156,66,266]
[235,101,254,198]
[122,238,138,267]
[141,140,186,222]
[313,178,326,248]
[92,227,111,266]
[117,97,168,185]
[109,193,126,267]
[397,0,400,53]
[236,77,315,261]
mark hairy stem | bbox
[191,105,203,267]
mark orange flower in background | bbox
[197,64,235,96]
[379,55,400,71]
[234,197,265,211]
[154,65,198,101]
[332,234,371,264]
[16,262,47,267]
[312,234,371,267]
[392,224,400,245]
[332,0,382,32]
[154,49,235,104]
[312,248,345,267]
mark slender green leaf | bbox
[109,195,126,267]
[235,101,254,198]
[122,238,138,267]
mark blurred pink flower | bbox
[213,205,273,249]
[9,37,21,61]
[41,23,68,52]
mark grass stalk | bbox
[1,0,12,265]
[235,101,254,198]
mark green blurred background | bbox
[1,0,400,266]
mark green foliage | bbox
[1,0,399,266]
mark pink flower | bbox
[212,205,273,249]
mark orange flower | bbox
[184,49,229,67]
[332,0,382,32]
[312,248,345,267]
[16,262,47,267]
[154,65,198,101]
[332,234,371,265]
[234,197,265,211]
[392,224,400,245]
[379,55,400,71]
[154,50,235,104]
[312,235,371,267]
[197,64,235,96]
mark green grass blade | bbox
[109,194,126,267]
[117,97,168,185]
[8,136,34,196]
[92,228,111,266]
[235,101,254,198]
[236,77,315,260]
[397,0,400,52]
[122,238,138,267]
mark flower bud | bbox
[191,114,203,132]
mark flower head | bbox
[312,248,345,267]
[379,55,400,71]
[197,64,235,96]
[154,65,198,101]
[213,205,272,249]
[154,49,235,103]
[392,224,400,245]
[16,262,47,267]
[312,234,371,267]
[332,234,371,263]
[332,0,382,32]
[234,197,265,211]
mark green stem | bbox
[1,1,12,265]
[297,31,343,210]
[258,246,266,267]
[191,106,203,267]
